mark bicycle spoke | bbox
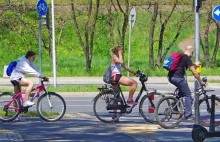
[155,96,183,129]
[93,91,122,123]
[0,92,20,122]
[37,92,66,122]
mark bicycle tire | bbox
[155,96,183,129]
[37,92,66,122]
[93,91,121,123]
[139,92,162,123]
[0,92,21,122]
[199,96,220,127]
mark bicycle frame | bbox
[173,86,214,114]
[116,78,157,113]
[4,80,47,111]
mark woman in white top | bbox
[10,51,48,107]
[110,46,138,105]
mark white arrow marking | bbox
[214,9,220,16]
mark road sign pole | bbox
[194,0,201,125]
[37,0,48,86]
[127,20,132,76]
[127,7,136,76]
[51,0,57,87]
[38,15,42,91]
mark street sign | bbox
[36,0,48,16]
[129,7,136,28]
[212,5,220,22]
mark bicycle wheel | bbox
[0,92,21,122]
[37,92,66,122]
[139,92,163,123]
[93,91,122,123]
[199,96,220,127]
[155,96,183,129]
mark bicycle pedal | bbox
[125,105,131,108]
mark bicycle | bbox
[0,79,66,122]
[93,70,164,123]
[154,77,220,129]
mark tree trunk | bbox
[156,1,177,68]
[203,10,212,68]
[149,3,158,69]
[116,0,129,48]
[211,22,220,68]
[71,0,100,71]
[107,0,114,47]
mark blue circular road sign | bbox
[36,0,48,16]
[212,5,220,22]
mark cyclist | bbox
[10,51,48,107]
[110,45,137,105]
[168,45,205,119]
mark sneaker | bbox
[182,114,195,121]
[23,101,35,107]
[127,99,138,105]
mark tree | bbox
[200,0,220,68]
[71,0,100,71]
[149,2,158,69]
[113,0,129,48]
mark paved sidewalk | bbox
[0,76,219,141]
[0,76,219,89]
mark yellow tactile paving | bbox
[119,125,160,134]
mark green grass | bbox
[0,4,220,77]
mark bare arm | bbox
[112,54,123,64]
[189,65,203,84]
[121,63,136,74]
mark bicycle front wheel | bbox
[37,92,66,122]
[93,91,122,123]
[0,92,21,122]
[199,96,220,127]
[155,96,183,129]
[139,92,163,123]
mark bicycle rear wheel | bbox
[155,96,183,129]
[199,96,220,127]
[37,92,66,122]
[93,91,122,123]
[0,92,21,122]
[139,92,163,123]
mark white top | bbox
[111,63,122,74]
[10,56,41,82]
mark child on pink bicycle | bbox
[10,51,48,107]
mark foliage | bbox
[0,1,219,76]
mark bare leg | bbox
[118,76,137,101]
[19,78,34,102]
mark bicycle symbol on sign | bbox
[38,3,47,13]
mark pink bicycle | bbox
[0,79,66,122]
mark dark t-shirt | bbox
[168,54,193,78]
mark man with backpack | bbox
[10,51,48,107]
[166,45,206,120]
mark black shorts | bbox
[111,73,122,84]
[10,78,21,87]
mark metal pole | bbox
[38,15,42,84]
[209,95,215,132]
[127,22,132,76]
[194,0,201,125]
[51,0,57,87]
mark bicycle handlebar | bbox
[136,70,148,82]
